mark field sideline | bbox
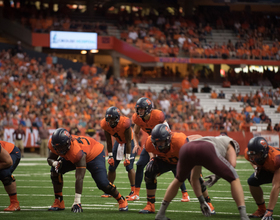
[0,157,279,220]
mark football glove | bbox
[71,203,83,213]
[107,153,114,167]
[261,210,273,220]
[53,158,63,173]
[200,201,212,217]
[254,167,260,179]
[123,159,130,166]
[146,157,159,174]
[204,174,220,187]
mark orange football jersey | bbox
[145,132,188,164]
[101,116,133,144]
[132,109,165,135]
[48,135,104,164]
[0,141,15,154]
[245,146,280,172]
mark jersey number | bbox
[146,128,152,135]
[76,137,90,145]
[113,133,122,142]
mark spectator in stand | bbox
[211,90,218,99]
[252,112,261,124]
[181,76,191,93]
[222,77,231,88]
[201,83,212,93]
[274,123,280,132]
[12,124,25,158]
[128,28,138,43]
[191,75,199,93]
[218,90,226,99]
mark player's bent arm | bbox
[47,151,59,167]
[267,168,280,210]
[74,153,87,194]
[133,124,141,147]
[225,144,237,168]
[0,147,13,169]
[104,130,113,153]
[124,127,132,154]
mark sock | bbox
[147,195,155,204]
[9,193,18,203]
[55,192,63,202]
[131,185,135,193]
[205,196,211,203]
[115,193,122,201]
[135,187,140,195]
[238,206,248,219]
[157,200,170,216]
[257,202,266,211]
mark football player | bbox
[139,124,214,214]
[47,128,128,212]
[0,141,21,211]
[155,135,249,220]
[245,136,280,220]
[128,97,190,202]
[100,106,136,197]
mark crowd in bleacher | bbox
[0,49,280,140]
[3,4,280,60]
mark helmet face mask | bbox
[51,128,72,155]
[247,137,269,165]
[105,107,121,128]
[135,97,152,118]
[151,124,172,153]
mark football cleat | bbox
[118,196,128,211]
[139,202,155,214]
[207,202,216,215]
[4,202,20,211]
[249,209,266,218]
[101,193,112,198]
[181,191,190,202]
[127,193,140,201]
[48,199,65,211]
[125,191,134,199]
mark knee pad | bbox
[136,164,145,172]
[102,182,116,195]
[1,175,15,186]
[199,177,207,193]
[51,172,63,185]
[144,172,157,190]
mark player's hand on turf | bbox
[204,174,220,187]
[261,210,273,220]
[200,201,211,217]
[108,156,114,166]
[71,203,83,213]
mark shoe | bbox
[48,199,65,211]
[139,201,155,214]
[249,209,266,218]
[4,202,20,211]
[181,191,190,202]
[127,193,140,201]
[207,202,216,215]
[125,191,134,199]
[118,196,128,211]
[101,193,112,198]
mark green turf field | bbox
[0,157,279,220]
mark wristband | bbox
[126,154,131,160]
[108,152,113,157]
[74,193,81,204]
[52,161,58,167]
